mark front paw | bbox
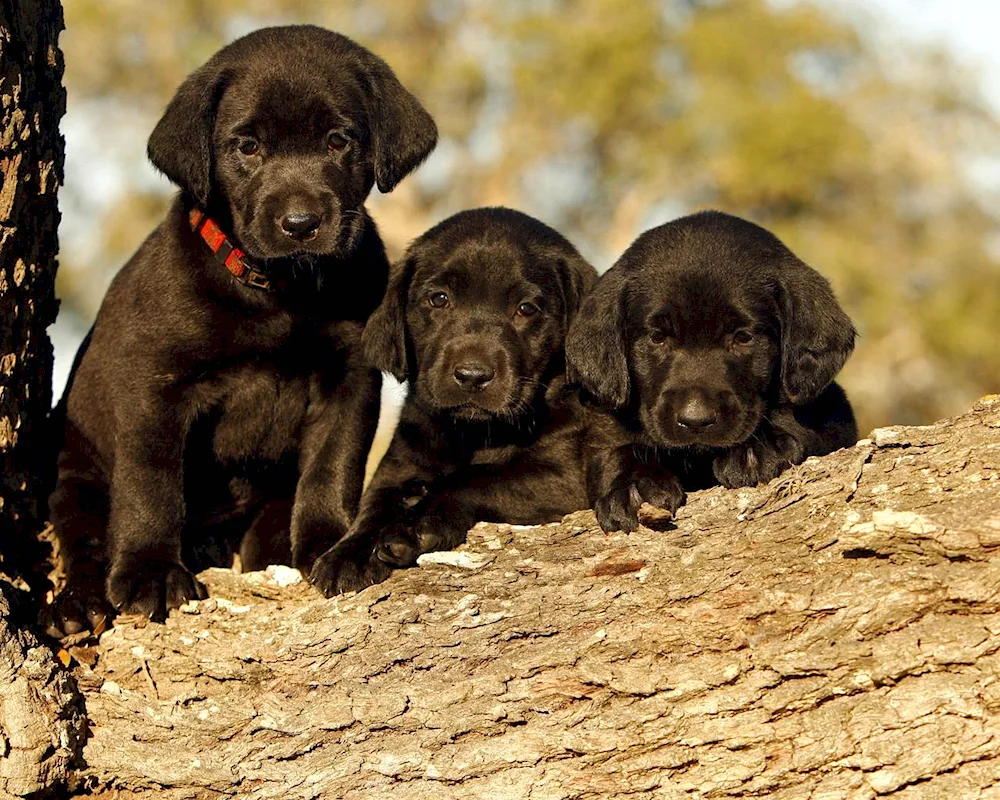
[106,559,207,622]
[713,434,804,488]
[376,515,468,566]
[595,471,686,533]
[309,537,394,597]
[42,579,115,638]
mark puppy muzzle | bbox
[424,341,521,415]
[652,387,760,448]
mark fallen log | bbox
[68,397,1000,799]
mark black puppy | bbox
[567,210,857,533]
[310,208,598,594]
[45,26,437,632]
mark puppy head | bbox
[147,25,437,260]
[568,211,855,447]
[363,208,596,420]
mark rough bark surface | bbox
[0,0,65,577]
[64,398,1000,800]
[0,4,80,799]
[0,582,84,800]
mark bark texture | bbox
[68,398,1000,799]
[0,4,79,799]
[0,582,84,799]
[0,0,64,578]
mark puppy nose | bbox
[453,363,495,391]
[676,398,718,430]
[280,211,322,240]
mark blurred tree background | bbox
[56,0,1000,434]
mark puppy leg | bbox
[372,494,475,568]
[105,410,206,622]
[45,475,114,637]
[292,366,381,577]
[376,454,590,564]
[712,413,805,488]
[589,445,685,534]
[310,424,438,596]
[238,498,294,572]
[714,383,858,487]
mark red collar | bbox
[188,208,273,291]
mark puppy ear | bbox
[778,258,856,405]
[147,64,230,206]
[362,254,416,382]
[359,57,438,193]
[566,266,630,408]
[557,250,600,328]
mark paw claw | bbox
[310,540,394,597]
[106,560,204,622]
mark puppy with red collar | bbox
[45,25,436,633]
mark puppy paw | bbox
[42,583,114,638]
[106,559,207,622]
[713,434,805,488]
[309,538,394,597]
[378,516,468,565]
[595,485,642,533]
[595,468,685,533]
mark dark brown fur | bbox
[567,211,857,533]
[310,208,598,595]
[45,25,436,633]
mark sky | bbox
[833,0,1000,108]
[48,0,1000,398]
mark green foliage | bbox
[58,0,1000,431]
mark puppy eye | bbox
[516,301,539,317]
[733,330,754,345]
[327,131,350,151]
[428,291,449,309]
[649,330,668,345]
[237,139,260,156]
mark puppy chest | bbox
[201,370,310,463]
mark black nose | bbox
[280,211,322,240]
[453,363,495,391]
[676,398,718,430]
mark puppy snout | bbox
[453,362,495,391]
[280,211,322,241]
[676,396,718,430]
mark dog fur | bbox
[309,207,598,595]
[45,25,436,632]
[567,210,857,533]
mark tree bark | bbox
[1,584,84,800]
[65,398,1000,799]
[0,0,64,580]
[0,4,83,799]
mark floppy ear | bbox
[362,253,417,381]
[359,57,438,193]
[147,63,230,206]
[565,266,630,408]
[557,250,600,329]
[777,258,856,405]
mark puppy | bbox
[310,208,598,595]
[567,210,857,533]
[45,25,437,633]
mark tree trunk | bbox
[0,4,84,799]
[0,0,64,581]
[66,398,1000,799]
[1,585,84,799]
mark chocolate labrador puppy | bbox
[567,210,857,533]
[45,25,437,633]
[310,208,598,595]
